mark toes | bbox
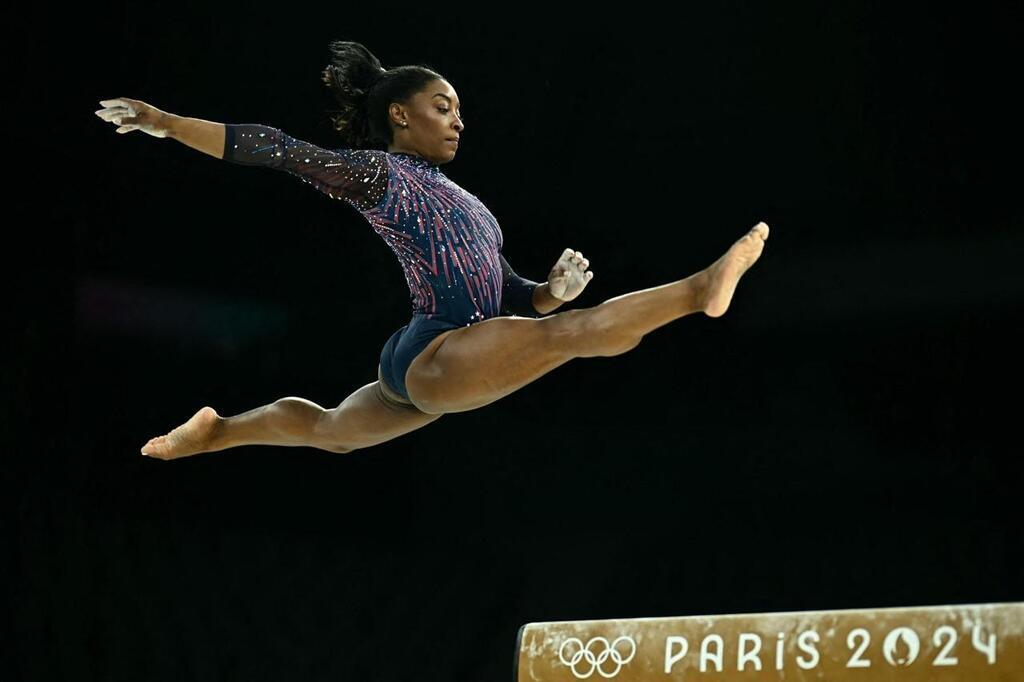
[141,436,169,458]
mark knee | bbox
[571,307,642,357]
[275,396,329,435]
[310,410,359,454]
[608,335,643,356]
[595,335,642,357]
[315,436,358,455]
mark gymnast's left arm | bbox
[499,249,594,317]
[541,247,594,307]
[499,253,545,317]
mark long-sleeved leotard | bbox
[222,124,541,321]
[222,123,544,400]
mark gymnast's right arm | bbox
[95,98,224,157]
[95,98,388,209]
[166,114,225,159]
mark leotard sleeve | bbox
[222,123,388,212]
[499,253,542,318]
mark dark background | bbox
[11,3,1022,681]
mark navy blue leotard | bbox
[222,124,543,401]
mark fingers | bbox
[96,108,133,124]
[570,255,589,270]
[558,264,595,281]
[95,98,140,129]
[562,247,590,271]
[95,99,136,116]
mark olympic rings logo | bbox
[558,636,637,679]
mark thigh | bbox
[314,369,443,452]
[386,316,462,402]
[405,311,583,414]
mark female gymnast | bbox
[95,41,769,461]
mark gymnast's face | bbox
[387,79,464,164]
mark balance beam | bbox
[515,602,1023,681]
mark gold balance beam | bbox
[515,602,1023,681]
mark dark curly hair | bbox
[321,40,445,150]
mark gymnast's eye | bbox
[438,108,463,120]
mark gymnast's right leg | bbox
[140,369,443,460]
[405,222,769,415]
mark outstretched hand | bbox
[546,248,594,302]
[94,98,171,137]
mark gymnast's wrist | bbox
[532,282,565,315]
[164,114,227,159]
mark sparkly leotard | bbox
[222,124,543,401]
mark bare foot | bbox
[699,222,770,318]
[141,406,222,460]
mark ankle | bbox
[204,416,230,452]
[686,271,710,313]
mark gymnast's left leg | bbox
[139,369,443,460]
[405,222,769,415]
